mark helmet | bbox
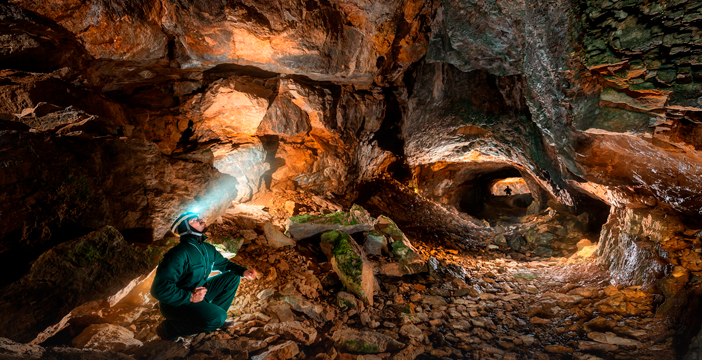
[170,212,202,237]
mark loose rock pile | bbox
[0,201,689,360]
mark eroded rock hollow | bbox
[1,0,702,359]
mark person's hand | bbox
[191,287,207,303]
[242,269,257,280]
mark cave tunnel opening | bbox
[453,167,535,224]
[572,190,612,235]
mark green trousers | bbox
[158,271,241,338]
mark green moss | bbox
[343,340,379,354]
[377,216,405,240]
[68,243,107,266]
[391,240,410,258]
[289,214,317,223]
[334,235,363,279]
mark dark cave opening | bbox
[571,190,612,235]
[453,167,534,224]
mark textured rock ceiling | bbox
[0,0,701,301]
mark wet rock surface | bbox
[1,0,702,358]
[0,198,692,360]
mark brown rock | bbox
[251,340,299,360]
[72,324,142,352]
[0,227,160,343]
[263,321,317,345]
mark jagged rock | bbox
[320,231,375,306]
[129,340,189,360]
[375,216,426,275]
[586,332,642,347]
[72,324,142,352]
[263,321,317,345]
[41,347,133,360]
[279,295,326,323]
[399,324,425,342]
[0,226,159,343]
[337,291,360,310]
[263,222,296,248]
[195,337,267,354]
[363,231,388,256]
[332,328,406,353]
[656,266,691,298]
[267,302,295,323]
[251,341,299,360]
[0,337,44,359]
[597,207,683,287]
[211,141,270,203]
[285,205,375,240]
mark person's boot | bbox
[219,319,235,330]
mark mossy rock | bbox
[285,204,375,240]
[321,231,374,305]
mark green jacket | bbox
[151,235,247,307]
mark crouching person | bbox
[151,212,257,340]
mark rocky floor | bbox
[0,189,685,360]
[2,233,678,360]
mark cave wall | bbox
[0,0,702,344]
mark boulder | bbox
[71,324,142,352]
[656,266,691,298]
[0,226,159,343]
[337,291,360,310]
[0,337,44,359]
[320,231,375,306]
[332,328,405,353]
[363,231,389,256]
[285,204,375,240]
[263,222,296,248]
[374,216,426,274]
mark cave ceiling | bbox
[0,0,701,276]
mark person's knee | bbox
[202,308,227,330]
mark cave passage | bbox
[454,168,535,225]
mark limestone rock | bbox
[587,332,642,347]
[597,207,681,287]
[656,266,691,298]
[285,204,375,240]
[129,340,189,360]
[280,295,326,323]
[264,321,317,345]
[0,337,44,359]
[0,226,159,343]
[251,341,299,360]
[195,337,267,354]
[321,231,375,306]
[375,216,426,275]
[267,302,296,323]
[332,328,406,353]
[363,231,389,256]
[71,324,142,352]
[263,222,296,248]
[338,291,360,310]
[211,141,270,203]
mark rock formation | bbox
[1,0,702,358]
